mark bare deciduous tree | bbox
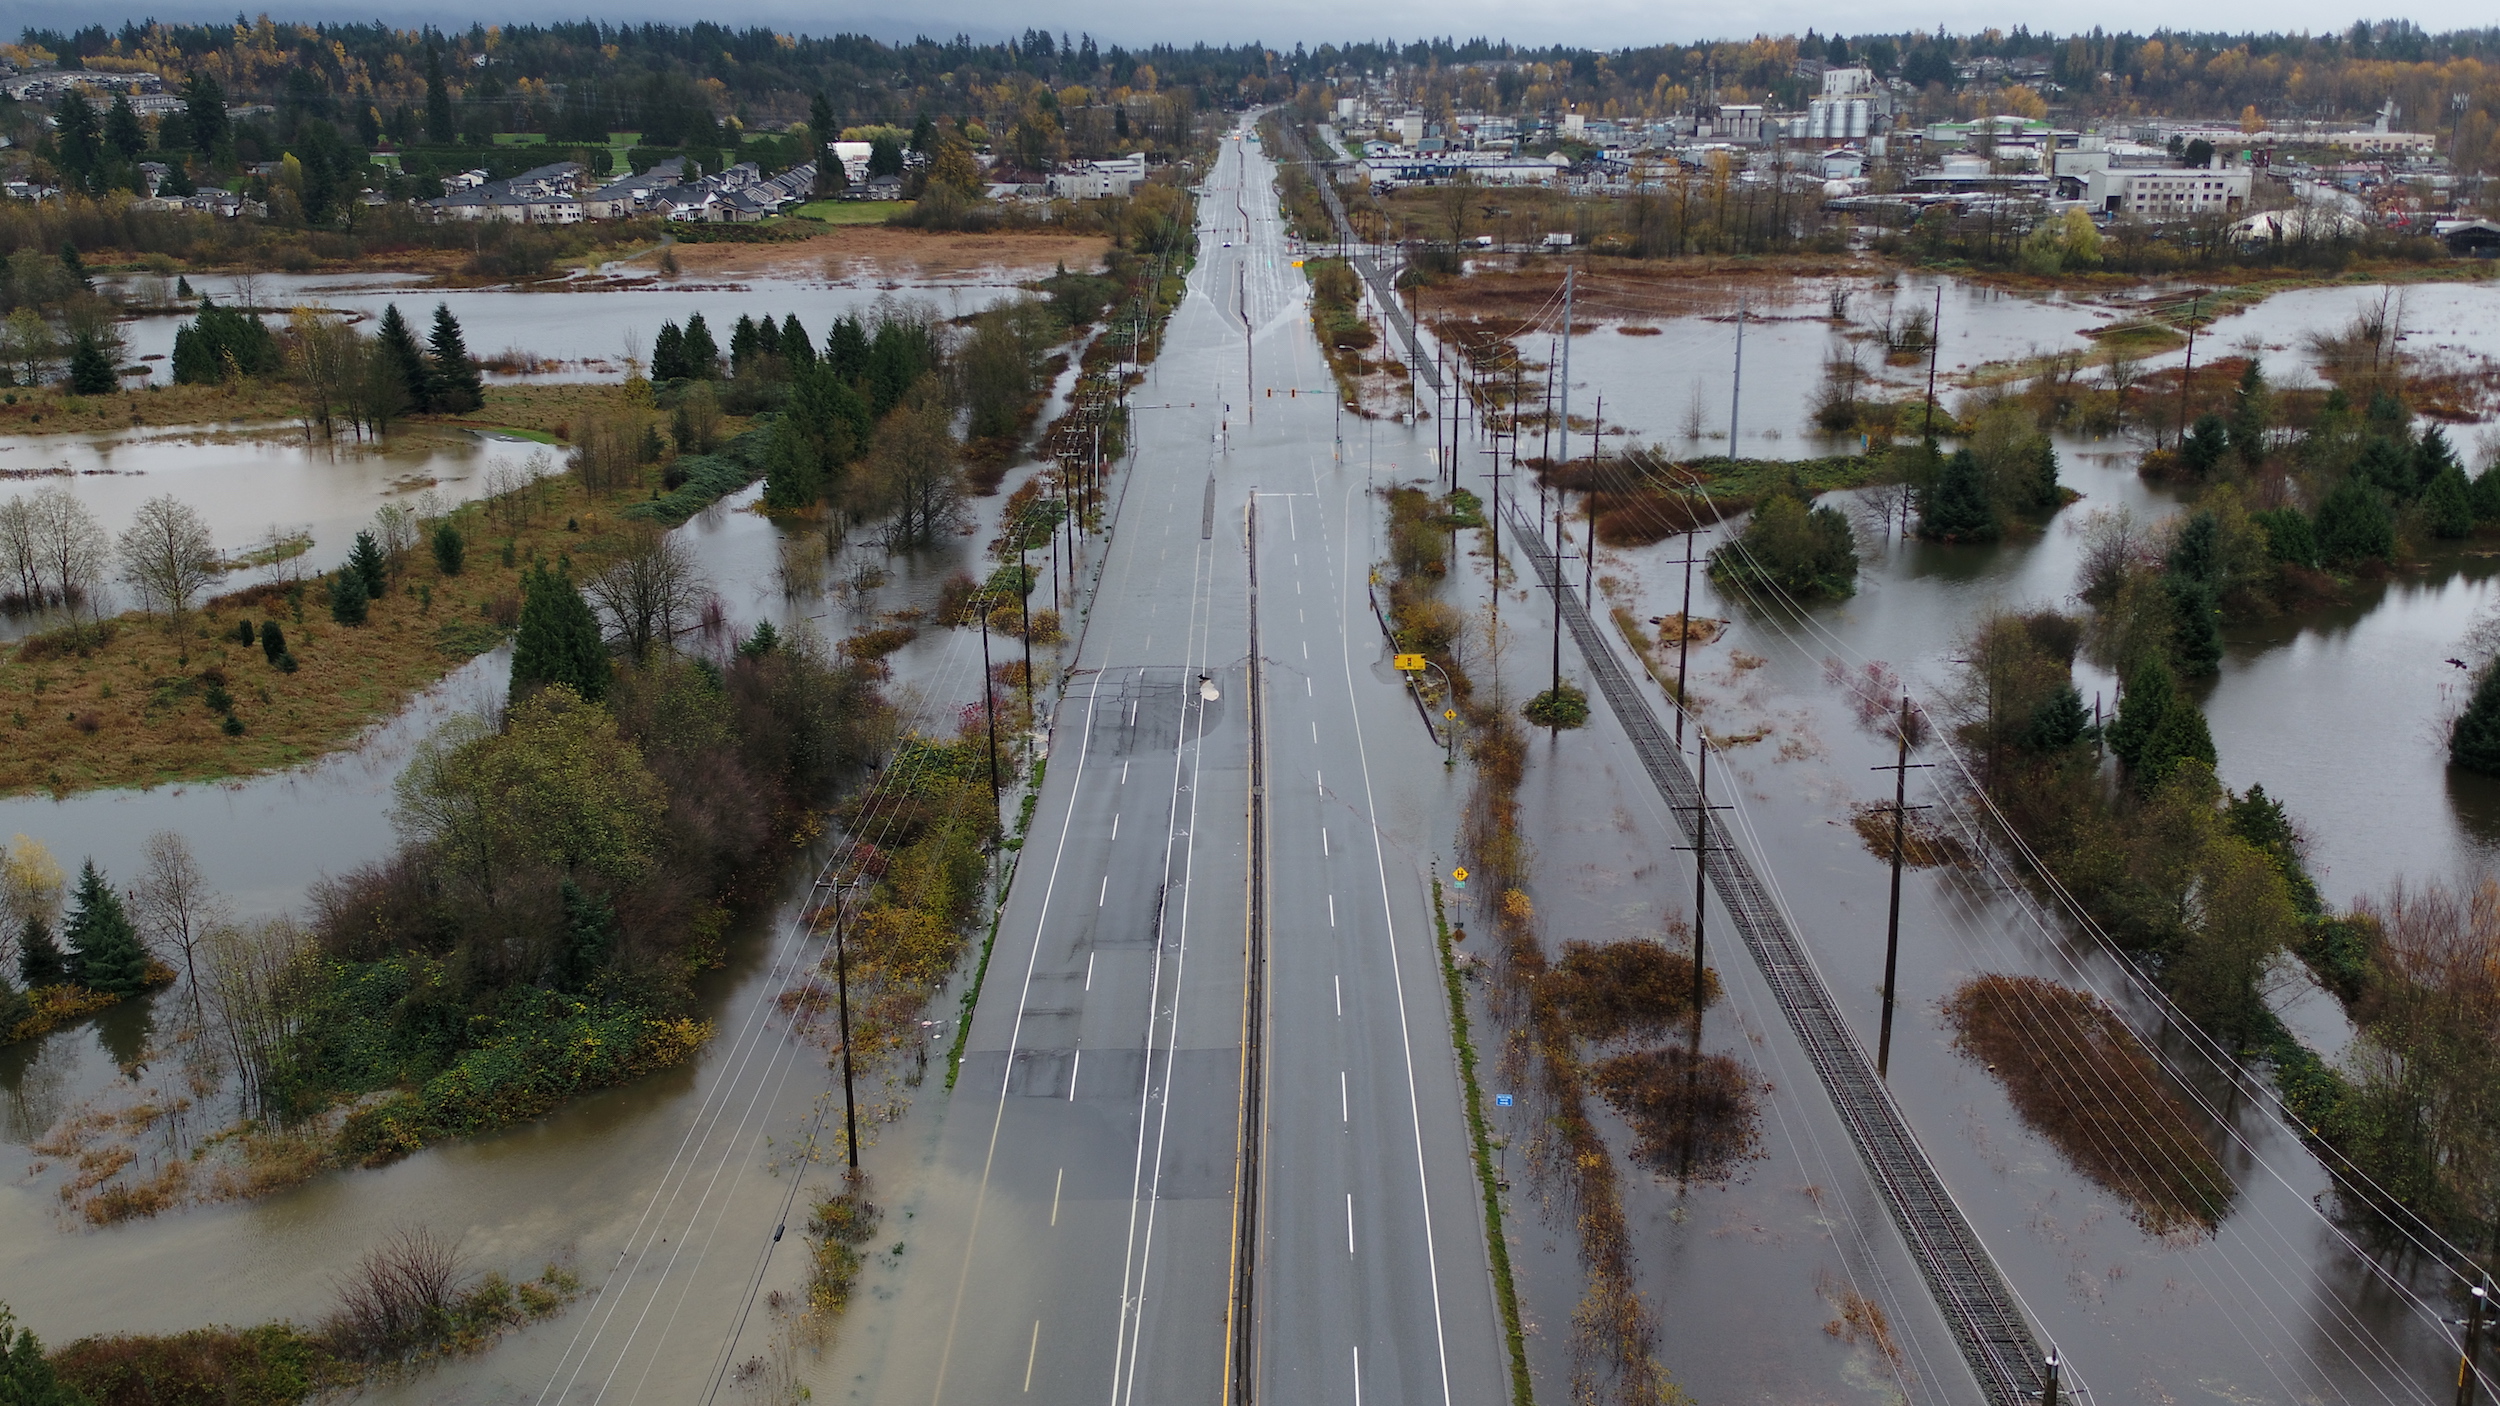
[325,1226,468,1358]
[860,401,966,551]
[0,496,41,609]
[200,915,317,1119]
[584,529,710,662]
[569,411,646,495]
[285,307,362,441]
[117,494,221,615]
[30,485,110,629]
[135,831,229,1026]
[372,502,419,563]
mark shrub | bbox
[260,620,287,663]
[1522,684,1591,729]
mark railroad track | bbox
[1505,499,2049,1406]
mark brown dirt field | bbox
[671,227,1113,282]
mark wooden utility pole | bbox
[1921,284,1943,448]
[1676,740,1733,1016]
[816,877,864,1169]
[1871,695,1934,1079]
[2178,293,2205,448]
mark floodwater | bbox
[0,307,1089,1387]
[1494,280,2500,1401]
[0,426,544,639]
[7,233,2499,1406]
[1549,270,2500,912]
[111,267,1053,384]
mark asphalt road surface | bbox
[849,116,1509,1406]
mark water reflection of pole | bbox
[1873,695,1933,1080]
[1672,533,1698,745]
[1727,291,1746,457]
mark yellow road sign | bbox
[1451,866,1469,883]
[1444,709,1457,720]
[1394,653,1427,671]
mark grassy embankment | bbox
[33,1240,579,1406]
[0,387,762,797]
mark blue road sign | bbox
[1495,1094,1514,1108]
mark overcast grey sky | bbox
[19,0,2490,48]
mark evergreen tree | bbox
[375,304,431,412]
[2179,413,2232,477]
[2167,576,2223,677]
[2314,476,2396,564]
[910,113,936,152]
[2427,463,2475,539]
[555,878,615,989]
[424,47,455,143]
[0,1304,85,1406]
[780,314,814,374]
[760,416,825,510]
[2417,425,2466,496]
[2137,695,2218,788]
[2253,507,2319,567]
[259,619,288,663]
[2356,436,2415,498]
[328,569,369,625]
[1916,448,1997,542]
[825,316,869,384]
[2454,660,2500,776]
[681,313,720,380]
[347,529,388,597]
[2473,466,2500,524]
[754,314,781,362]
[425,304,484,413]
[2107,657,2175,769]
[2024,682,2092,751]
[182,72,228,155]
[17,917,66,989]
[53,90,101,191]
[817,142,851,198]
[169,300,280,385]
[509,562,610,704]
[729,314,761,375]
[104,94,146,160]
[2168,509,2222,587]
[651,320,688,381]
[63,860,149,995]
[66,333,116,394]
[432,522,466,575]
